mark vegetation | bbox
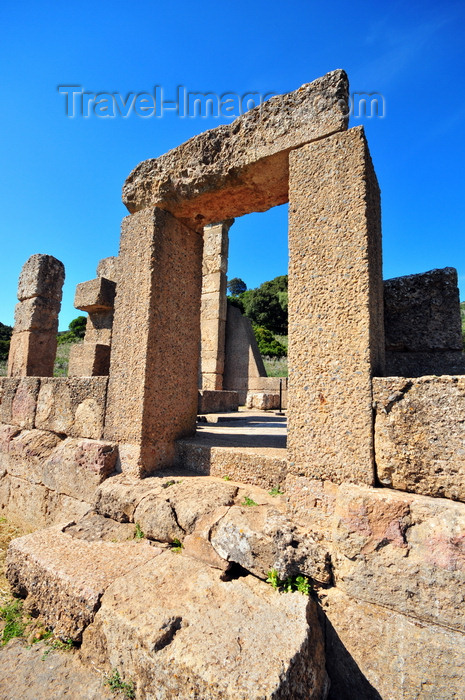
[104,669,136,699]
[0,322,12,362]
[134,523,145,540]
[266,569,311,595]
[242,496,258,507]
[230,275,288,336]
[0,598,25,645]
[57,315,87,345]
[227,277,247,296]
[268,485,284,497]
[169,538,183,553]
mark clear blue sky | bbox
[1,0,464,330]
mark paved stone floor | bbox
[196,409,287,450]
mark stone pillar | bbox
[104,207,203,476]
[68,277,116,376]
[199,220,232,390]
[287,126,384,485]
[7,254,65,377]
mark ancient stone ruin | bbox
[1,69,465,699]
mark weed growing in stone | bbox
[170,538,183,553]
[268,485,284,497]
[223,475,231,481]
[41,637,76,659]
[162,480,179,489]
[134,523,145,540]
[0,598,25,644]
[104,669,136,699]
[266,569,311,595]
[242,496,258,507]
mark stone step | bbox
[6,517,162,641]
[175,440,287,490]
[5,499,330,699]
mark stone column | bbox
[287,126,384,485]
[68,277,116,376]
[104,207,203,476]
[200,220,232,390]
[7,254,65,377]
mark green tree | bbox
[0,322,13,361]
[69,315,87,339]
[241,275,288,335]
[227,277,247,296]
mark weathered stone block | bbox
[104,208,202,475]
[246,392,280,410]
[287,126,384,485]
[74,277,116,313]
[7,330,58,377]
[17,254,65,302]
[13,296,61,332]
[210,504,331,583]
[42,437,117,502]
[96,256,120,282]
[35,377,108,439]
[7,429,63,484]
[198,390,239,413]
[332,484,465,632]
[68,342,111,377]
[6,476,49,530]
[81,552,329,699]
[321,588,465,700]
[6,526,161,640]
[384,267,463,352]
[122,70,348,229]
[373,376,465,501]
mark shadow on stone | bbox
[318,605,382,700]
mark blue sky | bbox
[0,0,464,330]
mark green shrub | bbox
[253,326,286,358]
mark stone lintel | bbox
[122,70,349,229]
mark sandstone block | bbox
[8,429,63,484]
[41,437,117,502]
[6,526,162,641]
[35,377,108,439]
[198,390,239,413]
[287,126,384,484]
[321,588,465,700]
[122,70,348,229]
[104,208,202,475]
[13,296,61,332]
[332,484,465,632]
[95,476,166,522]
[7,330,58,377]
[74,277,116,313]
[81,552,329,699]
[6,475,49,530]
[17,254,65,302]
[68,343,111,377]
[210,504,332,583]
[384,267,463,352]
[246,392,280,410]
[0,377,40,427]
[373,376,465,501]
[96,256,120,282]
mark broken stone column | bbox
[68,276,116,377]
[287,126,384,485]
[7,254,65,377]
[199,220,232,390]
[104,207,203,476]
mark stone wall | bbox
[0,376,115,528]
